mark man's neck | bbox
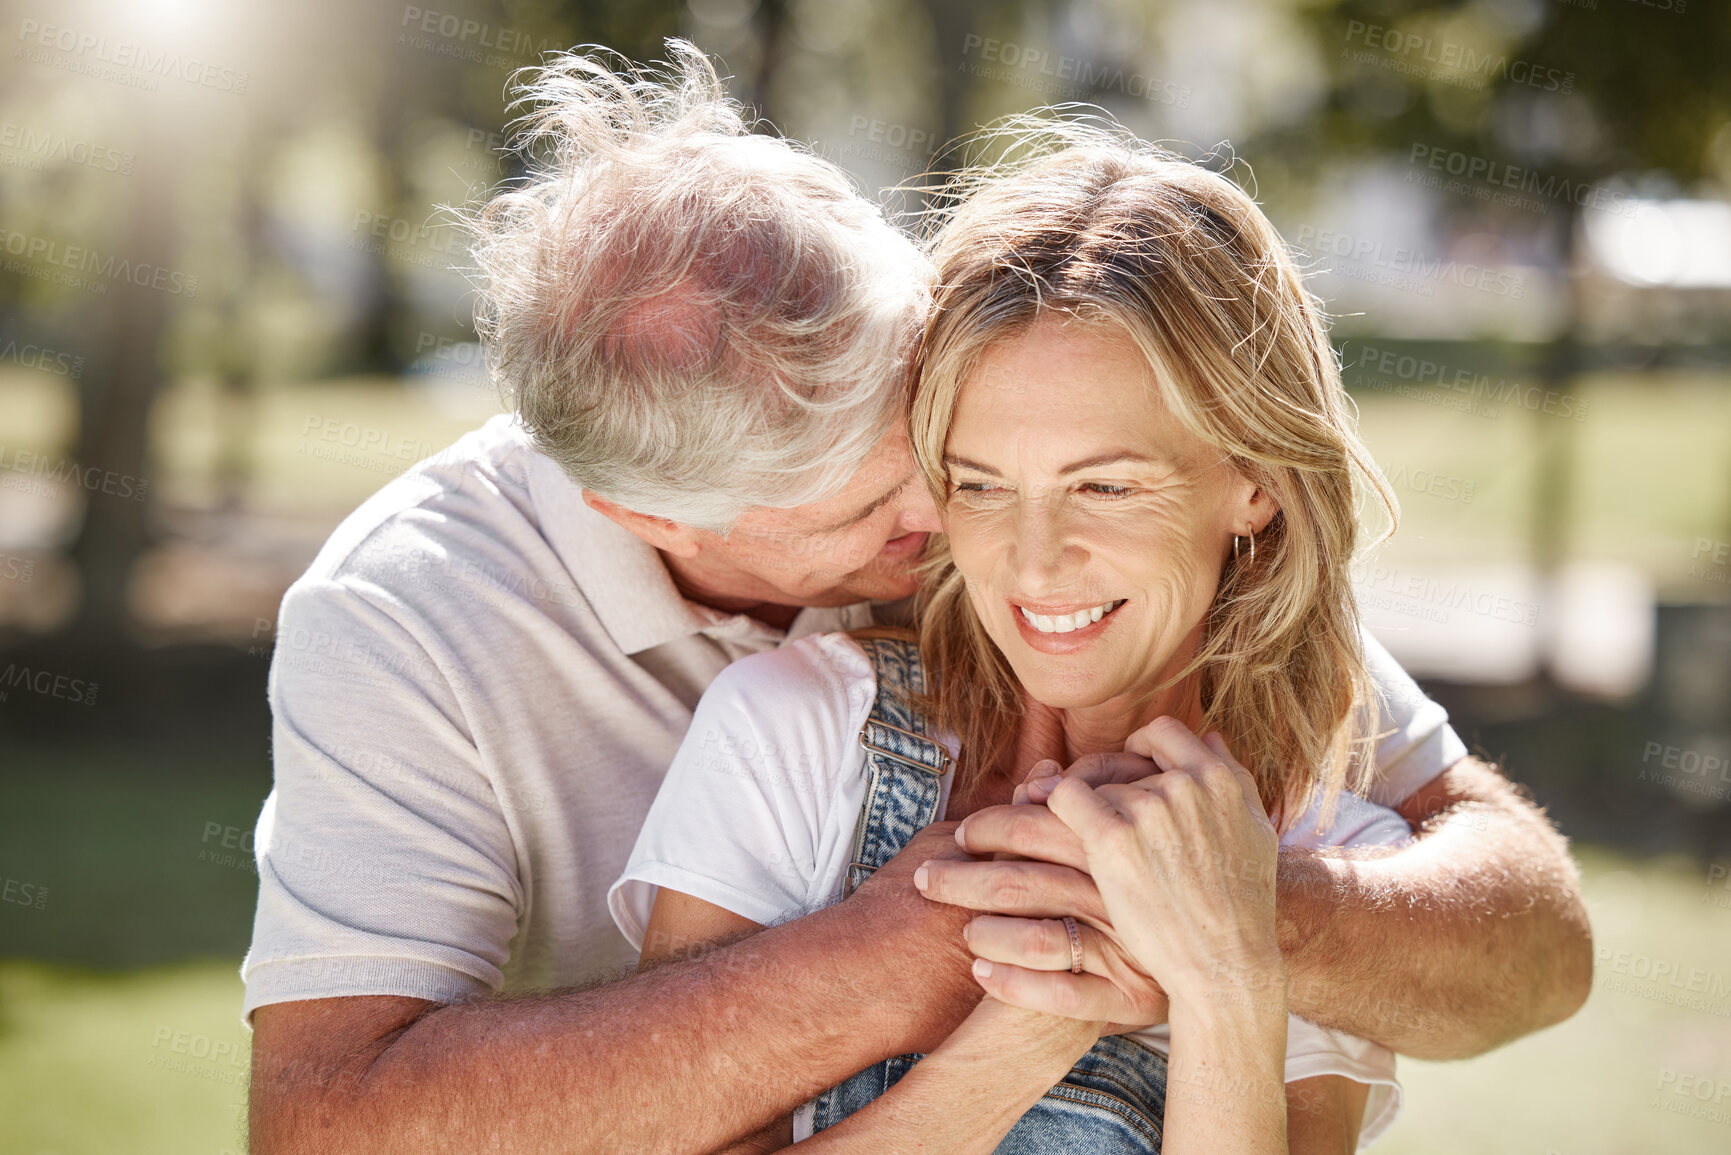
[661,551,804,632]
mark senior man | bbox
[245,43,1591,1153]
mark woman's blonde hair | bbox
[911,120,1396,828]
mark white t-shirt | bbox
[611,632,1461,1149]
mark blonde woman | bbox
[610,125,1437,1152]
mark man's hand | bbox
[956,722,1283,1033]
[847,820,989,1053]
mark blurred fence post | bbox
[65,116,177,649]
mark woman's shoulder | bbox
[711,631,875,698]
[695,632,879,746]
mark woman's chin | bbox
[1005,662,1126,712]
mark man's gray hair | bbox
[468,41,932,532]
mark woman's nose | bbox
[1011,496,1082,593]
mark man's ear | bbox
[581,490,705,559]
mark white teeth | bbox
[1019,600,1123,634]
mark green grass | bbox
[0,960,250,1155]
[1377,846,1731,1155]
[0,736,262,1155]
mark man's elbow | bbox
[1530,891,1594,1033]
[249,1074,360,1155]
[248,1032,406,1155]
[248,1091,308,1155]
[1464,881,1594,1057]
[248,994,438,1154]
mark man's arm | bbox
[1274,754,1593,1059]
[250,823,983,1155]
[633,890,790,1155]
[636,888,1104,1155]
[917,755,1593,1062]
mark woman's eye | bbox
[1080,483,1131,498]
[948,481,1012,509]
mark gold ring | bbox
[1062,916,1084,974]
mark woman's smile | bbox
[1009,596,1128,653]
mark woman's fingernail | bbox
[973,959,993,980]
[914,865,928,890]
[954,822,969,851]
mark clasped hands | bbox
[912,716,1284,1034]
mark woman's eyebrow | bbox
[946,451,1157,476]
[1057,451,1155,475]
[943,454,1000,475]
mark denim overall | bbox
[808,637,1167,1153]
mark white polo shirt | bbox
[243,411,1469,1028]
[241,414,874,1021]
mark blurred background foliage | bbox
[2,0,1730,1151]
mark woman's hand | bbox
[1066,717,1283,1002]
[932,991,1103,1063]
[972,718,1285,1015]
[963,909,1169,1032]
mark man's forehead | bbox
[737,432,915,535]
[740,470,913,538]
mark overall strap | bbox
[843,637,951,897]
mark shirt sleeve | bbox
[608,635,873,952]
[241,576,523,1025]
[1284,1018,1404,1150]
[1361,626,1470,808]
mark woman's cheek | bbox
[944,508,1005,574]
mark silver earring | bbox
[1234,529,1255,564]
